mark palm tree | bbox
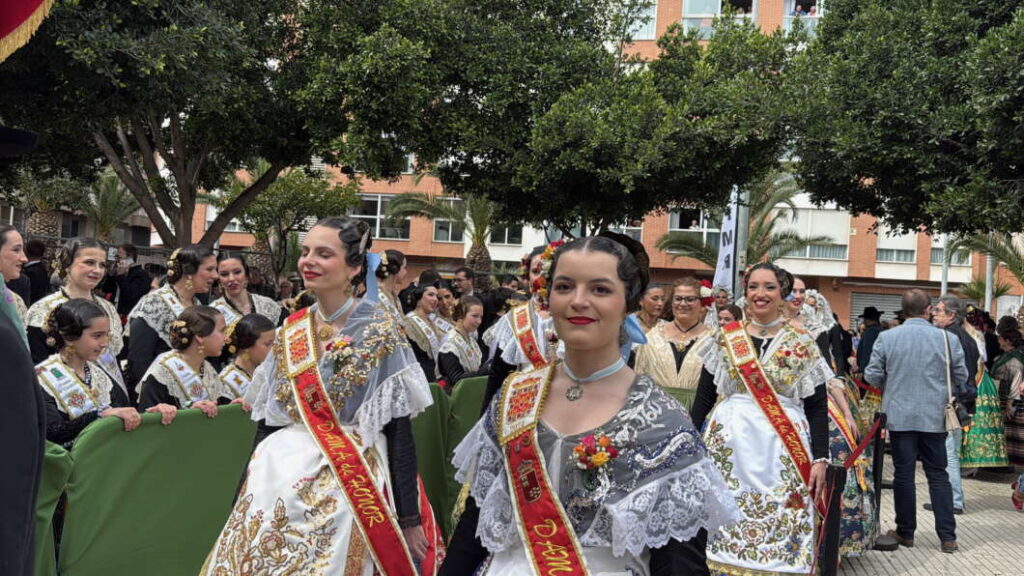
[656,170,833,268]
[386,192,499,290]
[951,233,1024,285]
[81,170,140,242]
[955,275,1011,303]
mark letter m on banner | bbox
[712,188,740,295]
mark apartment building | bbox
[184,0,1024,327]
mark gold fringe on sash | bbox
[0,0,55,62]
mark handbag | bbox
[942,332,971,431]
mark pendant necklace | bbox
[563,357,626,401]
[316,297,355,341]
[749,317,784,337]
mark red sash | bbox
[721,321,824,515]
[512,303,548,369]
[499,367,589,576]
[283,308,417,576]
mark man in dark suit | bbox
[22,239,51,305]
[0,125,46,576]
[104,243,152,318]
[856,306,883,374]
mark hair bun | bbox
[597,230,650,287]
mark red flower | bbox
[581,434,596,449]
[606,446,619,459]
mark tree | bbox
[8,169,83,238]
[221,159,359,276]
[386,192,499,290]
[81,170,140,242]
[657,170,832,267]
[952,233,1024,288]
[955,275,1012,303]
[789,0,1024,235]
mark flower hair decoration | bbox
[530,240,564,309]
[698,279,715,308]
[224,321,240,354]
[170,319,191,339]
[378,251,390,278]
[166,248,182,278]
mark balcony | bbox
[783,15,820,36]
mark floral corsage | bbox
[573,433,620,489]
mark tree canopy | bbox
[790,0,1024,235]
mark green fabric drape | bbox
[662,386,697,412]
[59,406,256,576]
[34,441,72,576]
[412,383,453,538]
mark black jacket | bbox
[22,260,52,305]
[856,323,882,373]
[105,265,151,316]
[943,322,980,412]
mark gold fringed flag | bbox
[1,0,54,62]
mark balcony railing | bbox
[783,15,820,36]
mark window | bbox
[628,1,658,41]
[204,205,243,232]
[783,0,823,35]
[930,247,970,266]
[61,214,84,239]
[0,205,25,229]
[787,243,848,260]
[668,208,720,248]
[609,219,643,242]
[401,153,415,174]
[876,248,915,263]
[490,224,524,245]
[350,195,410,240]
[684,0,755,38]
[433,199,466,243]
[777,207,849,260]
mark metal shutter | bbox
[849,292,904,329]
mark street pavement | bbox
[840,464,1021,575]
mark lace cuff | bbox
[791,356,834,399]
[353,363,433,442]
[582,458,741,557]
[452,417,518,552]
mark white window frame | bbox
[684,0,757,39]
[930,247,971,267]
[204,204,243,232]
[351,194,411,241]
[628,1,659,41]
[876,248,916,263]
[667,208,720,249]
[783,0,824,33]
[787,243,849,260]
[432,198,465,243]
[490,224,524,246]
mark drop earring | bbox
[185,276,194,292]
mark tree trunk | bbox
[26,210,61,239]
[249,236,275,283]
[466,242,494,292]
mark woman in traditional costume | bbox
[404,281,445,380]
[479,243,559,412]
[0,224,29,321]
[211,252,287,327]
[630,284,665,334]
[376,249,409,326]
[202,216,441,575]
[126,245,217,394]
[441,235,739,576]
[137,306,228,416]
[438,295,486,390]
[27,238,125,389]
[435,279,457,333]
[634,277,714,393]
[691,263,832,576]
[220,313,276,400]
[960,312,1008,469]
[716,304,742,325]
[994,317,1024,467]
[37,299,143,448]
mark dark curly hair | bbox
[167,244,215,285]
[546,233,650,311]
[312,216,373,290]
[168,306,221,351]
[409,280,440,310]
[743,262,794,300]
[53,237,105,280]
[997,316,1024,349]
[375,249,406,280]
[45,298,108,350]
[217,251,250,277]
[225,313,275,355]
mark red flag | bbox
[1,0,53,62]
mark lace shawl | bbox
[482,300,553,368]
[37,355,114,416]
[453,374,741,558]
[697,322,834,400]
[802,291,836,339]
[245,299,433,441]
[137,351,226,406]
[439,328,482,373]
[210,293,283,326]
[127,285,198,346]
[403,312,444,357]
[26,291,125,355]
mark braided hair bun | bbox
[166,244,215,284]
[168,306,221,350]
[45,298,108,350]
[53,237,104,280]
[225,313,276,356]
[312,217,373,290]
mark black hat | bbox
[0,126,39,158]
[859,306,882,321]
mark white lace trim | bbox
[352,363,433,443]
[580,458,742,557]
[486,305,552,368]
[127,286,196,346]
[26,292,124,355]
[697,331,830,400]
[137,355,225,406]
[453,418,518,552]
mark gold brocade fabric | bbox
[634,324,709,391]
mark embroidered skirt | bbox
[200,424,387,576]
[827,406,877,557]
[961,372,1008,468]
[483,542,649,576]
[704,395,816,576]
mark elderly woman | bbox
[635,277,713,395]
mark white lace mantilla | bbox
[439,328,482,373]
[453,375,740,558]
[211,293,283,326]
[138,351,225,406]
[127,285,198,346]
[483,300,553,368]
[698,323,833,400]
[26,291,124,356]
[246,299,433,440]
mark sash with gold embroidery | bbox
[158,286,187,318]
[219,364,252,398]
[211,298,242,328]
[160,353,210,406]
[282,308,417,576]
[512,303,547,369]
[720,321,824,515]
[498,365,589,576]
[37,357,108,419]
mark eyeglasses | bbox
[673,296,700,304]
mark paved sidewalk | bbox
[840,464,1021,575]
